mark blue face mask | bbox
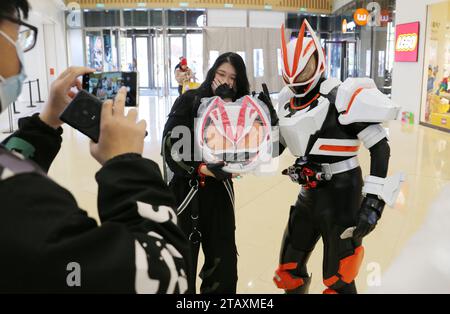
[0,30,27,113]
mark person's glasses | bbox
[18,22,37,52]
[0,15,38,52]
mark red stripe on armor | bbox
[323,275,339,287]
[323,246,365,289]
[302,40,314,57]
[278,262,297,271]
[344,88,364,115]
[291,21,307,77]
[290,93,320,110]
[319,145,360,152]
[273,263,305,290]
[339,246,365,283]
[281,24,291,77]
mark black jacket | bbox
[162,92,203,179]
[0,114,191,293]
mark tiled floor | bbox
[1,95,449,293]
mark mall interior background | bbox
[3,0,448,134]
[0,0,449,294]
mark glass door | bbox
[346,41,357,78]
[119,30,134,71]
[325,41,343,80]
[169,36,184,89]
[85,29,121,72]
[136,36,150,88]
[325,41,357,81]
[186,31,203,82]
[85,30,104,71]
[152,27,168,97]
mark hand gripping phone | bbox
[60,90,148,143]
[60,90,103,143]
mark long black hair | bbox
[0,0,30,21]
[188,52,250,101]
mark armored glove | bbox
[254,83,279,127]
[353,194,385,239]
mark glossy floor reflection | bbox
[1,95,449,293]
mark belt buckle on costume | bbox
[283,157,326,189]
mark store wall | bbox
[207,9,247,27]
[205,10,287,92]
[18,0,68,102]
[333,0,354,12]
[203,27,283,93]
[67,29,84,67]
[248,11,285,28]
[206,9,286,28]
[391,0,446,123]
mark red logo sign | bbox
[395,22,420,62]
[380,9,391,26]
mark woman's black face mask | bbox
[215,83,237,100]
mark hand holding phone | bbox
[89,87,147,165]
[60,90,103,142]
[60,88,148,147]
[40,66,95,129]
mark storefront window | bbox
[421,1,450,132]
[187,33,204,82]
[84,10,120,27]
[325,0,396,94]
[123,9,149,27]
[85,31,103,71]
[186,10,205,27]
[253,49,264,78]
[150,10,163,26]
[168,10,185,27]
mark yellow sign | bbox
[342,19,347,33]
[395,33,418,52]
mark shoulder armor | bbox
[320,77,341,105]
[335,78,401,125]
[320,77,342,95]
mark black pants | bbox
[178,85,183,95]
[277,167,364,294]
[170,177,237,294]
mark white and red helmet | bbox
[280,19,326,98]
[195,96,273,174]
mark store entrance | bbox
[325,40,358,82]
[121,29,171,96]
[84,28,203,97]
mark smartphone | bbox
[60,90,102,142]
[82,71,138,107]
[60,90,148,143]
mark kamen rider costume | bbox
[272,19,404,294]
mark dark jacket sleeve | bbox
[162,94,202,178]
[0,153,191,293]
[1,113,62,173]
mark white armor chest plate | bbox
[278,96,330,157]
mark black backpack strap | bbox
[0,146,45,181]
